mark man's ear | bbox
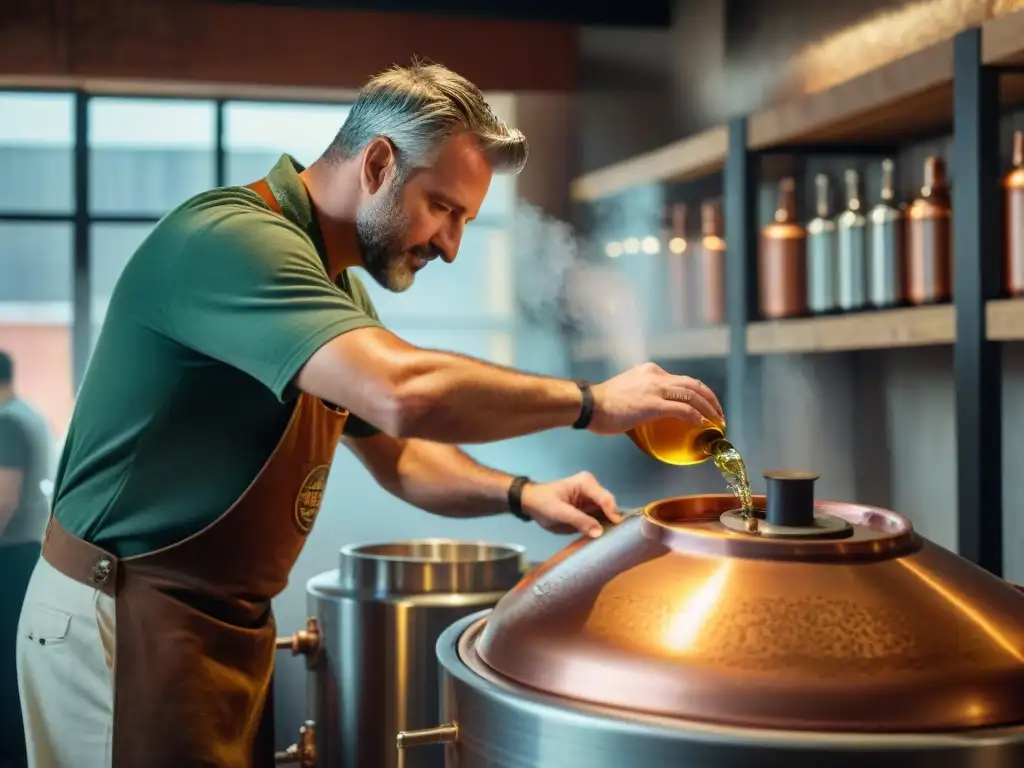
[360,136,396,195]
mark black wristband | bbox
[572,381,594,430]
[508,476,532,521]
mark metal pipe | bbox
[396,723,459,750]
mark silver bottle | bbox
[806,173,838,314]
[867,159,907,307]
[837,168,868,311]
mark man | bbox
[17,63,725,768]
[0,352,52,768]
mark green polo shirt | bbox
[53,155,383,557]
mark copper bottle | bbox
[836,168,868,312]
[806,173,838,315]
[907,156,952,305]
[664,203,691,327]
[696,198,726,325]
[760,177,807,319]
[1005,130,1024,297]
[867,158,907,307]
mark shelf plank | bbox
[573,326,730,362]
[573,300,1024,359]
[747,40,955,149]
[983,8,1024,65]
[986,298,1024,340]
[747,305,955,355]
[570,126,728,202]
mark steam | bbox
[512,202,649,372]
[564,262,649,370]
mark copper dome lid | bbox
[477,473,1024,733]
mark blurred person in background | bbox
[17,62,725,768]
[0,351,52,768]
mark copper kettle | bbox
[476,473,1024,734]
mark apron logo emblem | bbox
[295,464,330,534]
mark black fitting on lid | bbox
[764,470,818,527]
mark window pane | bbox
[362,226,514,321]
[0,222,75,446]
[224,101,351,186]
[89,223,155,347]
[89,98,216,216]
[0,92,74,213]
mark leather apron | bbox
[40,178,348,768]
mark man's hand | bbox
[520,471,623,539]
[588,363,725,436]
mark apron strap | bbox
[245,178,283,216]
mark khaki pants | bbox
[16,557,116,768]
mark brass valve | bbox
[275,617,321,663]
[396,723,459,750]
[275,720,316,767]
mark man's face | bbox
[356,132,492,293]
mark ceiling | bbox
[223,0,675,26]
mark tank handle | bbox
[397,723,459,749]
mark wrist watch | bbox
[573,381,594,430]
[508,476,532,521]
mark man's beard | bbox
[355,181,417,293]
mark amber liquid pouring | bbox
[709,438,753,513]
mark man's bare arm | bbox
[0,468,22,537]
[297,328,725,445]
[343,432,513,518]
[298,327,581,443]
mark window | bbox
[223,101,351,185]
[86,97,217,347]
[0,222,75,444]
[88,98,217,216]
[0,92,74,214]
[89,224,155,348]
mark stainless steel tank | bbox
[307,538,526,768]
[398,481,1024,767]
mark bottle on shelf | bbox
[664,202,691,328]
[806,173,838,315]
[696,198,726,326]
[907,155,952,305]
[1006,130,1024,297]
[867,158,907,308]
[760,177,807,320]
[837,168,868,312]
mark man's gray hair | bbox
[326,61,528,176]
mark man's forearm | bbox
[391,350,583,443]
[372,437,516,518]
